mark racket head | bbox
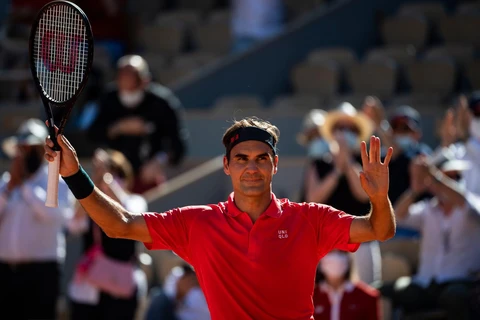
[28,0,94,106]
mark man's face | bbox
[223,140,278,197]
[391,117,420,141]
[117,66,142,93]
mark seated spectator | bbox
[86,55,189,194]
[145,264,210,320]
[379,151,480,320]
[313,249,380,320]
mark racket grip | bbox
[45,151,61,208]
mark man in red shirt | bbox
[44,117,395,319]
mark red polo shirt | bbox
[143,193,360,320]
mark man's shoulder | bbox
[146,83,175,100]
[281,199,332,215]
[353,281,380,299]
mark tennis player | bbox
[44,117,395,320]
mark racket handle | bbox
[45,151,61,208]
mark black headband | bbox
[226,127,277,156]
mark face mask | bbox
[469,118,480,140]
[394,135,417,151]
[319,252,349,280]
[343,131,359,150]
[25,149,43,174]
[307,138,329,158]
[119,90,144,108]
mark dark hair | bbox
[222,117,280,159]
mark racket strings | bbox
[34,4,89,103]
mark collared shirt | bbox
[313,281,380,320]
[399,195,480,287]
[0,164,74,263]
[143,192,359,320]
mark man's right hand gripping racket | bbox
[29,1,94,207]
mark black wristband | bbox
[62,166,95,199]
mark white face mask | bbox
[469,118,480,140]
[119,90,144,108]
[319,252,349,280]
[394,135,417,151]
[343,131,359,150]
[308,138,329,158]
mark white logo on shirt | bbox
[315,305,324,313]
[278,230,288,239]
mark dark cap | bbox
[468,91,480,117]
[389,105,421,131]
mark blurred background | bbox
[0,0,479,319]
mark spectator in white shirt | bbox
[0,118,74,320]
[380,150,480,320]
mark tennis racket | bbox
[29,0,94,207]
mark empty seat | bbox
[270,94,323,113]
[406,57,457,99]
[208,9,231,23]
[194,21,231,54]
[156,65,197,86]
[347,60,398,100]
[142,52,168,77]
[365,45,417,67]
[212,95,265,117]
[177,0,216,12]
[155,10,201,28]
[140,24,187,55]
[380,238,420,273]
[307,47,357,69]
[424,44,475,68]
[398,2,446,24]
[291,61,340,98]
[172,51,219,68]
[381,15,429,49]
[456,1,480,15]
[284,0,325,20]
[465,60,480,90]
[438,15,480,47]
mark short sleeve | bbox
[311,204,360,258]
[142,205,209,261]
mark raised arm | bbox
[349,136,396,243]
[44,130,151,243]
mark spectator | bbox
[379,151,480,320]
[385,105,432,206]
[87,55,189,194]
[145,264,210,320]
[231,0,285,53]
[296,109,328,202]
[313,249,380,320]
[305,102,381,285]
[0,118,74,320]
[67,148,148,320]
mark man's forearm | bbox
[368,196,396,241]
[78,187,134,238]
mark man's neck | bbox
[233,191,272,223]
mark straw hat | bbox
[320,102,374,143]
[2,118,48,158]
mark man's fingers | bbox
[360,141,368,167]
[383,147,393,166]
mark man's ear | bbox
[223,156,230,175]
[273,155,279,174]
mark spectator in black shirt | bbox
[87,55,188,194]
[387,105,432,206]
